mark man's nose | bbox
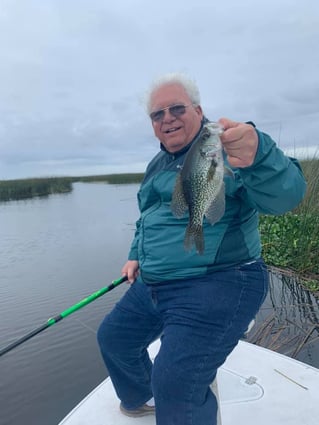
[162,109,176,122]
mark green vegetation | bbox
[0,177,73,202]
[0,173,144,202]
[259,158,319,290]
[78,173,144,184]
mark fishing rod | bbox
[0,275,128,357]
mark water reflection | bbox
[248,269,319,367]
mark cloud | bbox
[0,0,318,179]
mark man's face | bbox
[149,83,203,153]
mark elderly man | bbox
[97,73,306,425]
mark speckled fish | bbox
[171,122,226,255]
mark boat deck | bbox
[59,340,319,425]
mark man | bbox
[97,73,306,425]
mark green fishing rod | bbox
[0,275,128,357]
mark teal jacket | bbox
[128,124,306,284]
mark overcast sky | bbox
[0,0,318,179]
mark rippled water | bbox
[0,183,318,425]
[0,183,139,425]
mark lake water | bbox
[0,183,318,425]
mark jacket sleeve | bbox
[237,130,307,215]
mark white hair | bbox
[144,72,201,114]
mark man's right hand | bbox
[121,260,139,284]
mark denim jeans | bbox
[97,259,269,425]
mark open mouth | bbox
[164,127,181,134]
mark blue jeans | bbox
[97,259,269,425]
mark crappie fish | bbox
[171,122,225,255]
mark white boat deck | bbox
[59,340,319,425]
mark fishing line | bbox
[75,318,97,335]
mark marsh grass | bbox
[259,158,319,289]
[78,173,144,184]
[0,174,144,202]
[0,177,73,202]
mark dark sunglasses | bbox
[149,103,193,122]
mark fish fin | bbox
[171,174,188,218]
[184,224,205,255]
[205,184,225,225]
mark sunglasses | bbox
[149,103,193,122]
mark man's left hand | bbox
[218,118,258,168]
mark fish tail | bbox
[184,224,204,255]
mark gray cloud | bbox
[0,0,318,179]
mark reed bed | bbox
[0,173,143,202]
[78,173,144,184]
[259,158,319,289]
[246,271,319,360]
[0,177,73,202]
[247,313,319,358]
